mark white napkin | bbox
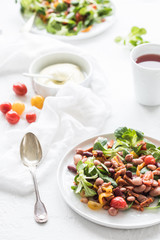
[0,33,111,195]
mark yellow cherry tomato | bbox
[88,201,102,210]
[31,95,44,109]
[12,102,25,115]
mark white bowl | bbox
[29,51,93,97]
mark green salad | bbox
[20,0,113,36]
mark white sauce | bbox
[37,63,85,87]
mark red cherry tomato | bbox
[13,83,27,96]
[26,113,36,123]
[6,110,20,124]
[142,171,153,186]
[110,197,127,209]
[144,155,156,165]
[0,102,12,114]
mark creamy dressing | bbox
[37,63,85,87]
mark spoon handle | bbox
[29,167,48,223]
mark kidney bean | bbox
[104,161,112,167]
[153,170,160,175]
[137,194,148,203]
[108,207,118,216]
[144,186,151,193]
[111,159,119,168]
[74,154,82,165]
[76,148,84,155]
[80,190,85,197]
[126,186,134,191]
[114,187,123,197]
[150,186,160,197]
[126,163,133,169]
[125,154,133,162]
[97,187,103,195]
[127,196,135,202]
[120,187,126,192]
[94,160,101,166]
[132,158,144,166]
[67,165,77,173]
[83,151,93,157]
[132,177,142,186]
[147,164,157,171]
[134,184,146,193]
[152,180,158,187]
[95,178,104,186]
[96,150,103,157]
[80,197,88,203]
[126,170,132,179]
[108,168,115,174]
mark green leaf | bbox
[93,137,108,151]
[83,184,97,197]
[75,182,83,194]
[96,168,117,187]
[76,161,86,172]
[131,26,140,35]
[114,36,122,43]
[100,163,109,174]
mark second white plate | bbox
[57,133,160,229]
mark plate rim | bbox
[57,132,160,229]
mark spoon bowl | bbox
[20,132,42,167]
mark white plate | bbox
[57,133,160,229]
[20,3,116,41]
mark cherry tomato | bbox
[0,102,12,114]
[13,83,27,96]
[6,110,20,124]
[110,197,127,209]
[12,102,25,115]
[31,95,44,109]
[144,155,156,165]
[142,171,153,186]
[26,113,36,123]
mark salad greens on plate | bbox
[19,0,113,36]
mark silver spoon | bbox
[23,72,65,83]
[20,132,48,223]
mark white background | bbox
[1,0,160,239]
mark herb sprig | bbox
[115,26,149,49]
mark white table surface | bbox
[1,0,160,239]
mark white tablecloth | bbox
[1,0,160,240]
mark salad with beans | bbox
[68,127,160,216]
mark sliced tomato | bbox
[142,171,153,186]
[144,155,156,165]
